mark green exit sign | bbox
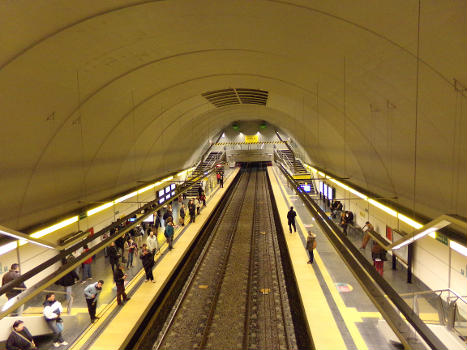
[435,232,448,246]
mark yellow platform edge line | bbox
[69,170,240,350]
[270,166,371,350]
[268,167,347,350]
[86,169,240,350]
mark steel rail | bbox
[198,166,256,350]
[153,169,250,350]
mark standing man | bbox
[188,199,196,223]
[164,221,175,250]
[114,264,130,306]
[107,242,119,273]
[146,231,159,255]
[306,231,317,264]
[360,221,374,249]
[55,258,79,314]
[179,204,186,226]
[133,225,144,250]
[219,175,224,188]
[2,263,26,316]
[287,206,297,233]
[84,280,104,323]
[140,248,155,283]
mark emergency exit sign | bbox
[435,232,448,246]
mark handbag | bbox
[13,330,36,349]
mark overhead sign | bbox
[245,134,259,143]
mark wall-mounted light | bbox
[450,241,467,257]
[0,225,55,249]
[391,219,451,250]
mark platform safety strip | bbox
[268,166,371,350]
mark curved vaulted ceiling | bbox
[0,0,465,230]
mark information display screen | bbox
[300,184,311,193]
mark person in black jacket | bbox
[115,234,126,263]
[6,320,36,350]
[140,248,155,283]
[55,258,79,314]
[287,207,297,233]
[188,200,196,223]
[2,263,26,316]
[114,264,130,306]
[107,242,119,273]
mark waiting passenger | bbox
[287,206,297,233]
[341,211,354,235]
[1,263,26,316]
[198,184,203,197]
[114,264,130,306]
[360,221,374,249]
[84,280,104,323]
[199,191,206,207]
[140,248,155,283]
[107,242,120,274]
[132,225,144,250]
[188,199,196,223]
[219,175,224,188]
[306,231,317,264]
[54,258,79,313]
[81,245,93,283]
[164,221,176,250]
[43,293,67,347]
[146,231,159,255]
[179,204,186,226]
[125,239,138,268]
[6,320,36,350]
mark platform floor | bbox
[16,169,236,350]
[21,164,459,350]
[268,165,400,350]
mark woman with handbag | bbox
[306,231,317,264]
[43,293,67,347]
[6,320,36,350]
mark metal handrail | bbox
[396,289,467,305]
[13,287,66,295]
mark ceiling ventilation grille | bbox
[202,88,268,107]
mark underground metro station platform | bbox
[0,2,465,350]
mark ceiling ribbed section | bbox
[0,0,464,229]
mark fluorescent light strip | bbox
[137,184,156,194]
[0,166,194,256]
[450,241,467,257]
[304,162,426,232]
[0,242,17,255]
[161,176,174,183]
[115,191,138,204]
[0,230,54,249]
[31,216,78,239]
[397,214,423,229]
[368,199,398,217]
[87,201,113,216]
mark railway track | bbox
[153,164,298,350]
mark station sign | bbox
[244,134,259,143]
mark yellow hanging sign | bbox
[245,134,259,143]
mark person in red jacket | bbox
[81,245,93,283]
